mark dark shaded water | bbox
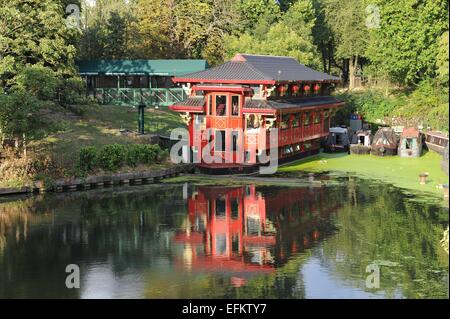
[0,178,448,298]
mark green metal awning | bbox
[76,59,208,76]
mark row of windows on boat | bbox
[194,112,330,129]
[205,91,333,117]
[199,196,321,221]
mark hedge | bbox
[78,143,168,172]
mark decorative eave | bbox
[192,85,253,93]
[169,105,204,113]
[172,78,276,85]
[242,108,276,115]
[273,102,345,113]
[274,79,341,85]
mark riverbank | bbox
[279,150,448,195]
[0,104,183,188]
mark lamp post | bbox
[155,105,159,136]
[138,90,146,134]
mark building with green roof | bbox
[76,59,208,106]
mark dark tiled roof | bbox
[172,96,205,107]
[175,54,340,83]
[244,96,343,110]
[180,61,269,81]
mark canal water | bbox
[0,177,448,299]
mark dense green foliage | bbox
[78,143,168,172]
[0,0,86,151]
[0,0,449,157]
[335,80,449,131]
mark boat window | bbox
[314,112,321,124]
[215,234,227,255]
[231,234,239,254]
[215,197,226,217]
[231,198,239,219]
[232,131,239,151]
[231,95,240,116]
[215,95,227,116]
[303,112,311,126]
[247,114,260,129]
[208,95,212,115]
[281,114,290,129]
[292,114,300,127]
[359,136,365,145]
[215,130,225,151]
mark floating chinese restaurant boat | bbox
[424,131,449,155]
[169,54,344,173]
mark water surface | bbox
[0,178,448,298]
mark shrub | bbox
[61,77,87,105]
[13,65,60,101]
[97,144,127,171]
[126,145,141,167]
[75,143,168,173]
[78,146,98,172]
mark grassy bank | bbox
[279,150,448,195]
[0,104,183,188]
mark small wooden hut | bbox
[398,128,422,158]
[350,130,372,155]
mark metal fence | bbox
[92,88,186,107]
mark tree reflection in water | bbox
[0,179,447,299]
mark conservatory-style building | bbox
[76,59,207,106]
[169,54,344,172]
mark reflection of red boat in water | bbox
[173,185,341,285]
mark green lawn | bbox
[279,150,449,195]
[25,104,183,179]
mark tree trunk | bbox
[23,133,27,158]
[348,55,359,90]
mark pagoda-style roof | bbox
[171,96,205,112]
[244,96,344,110]
[173,54,340,84]
[76,59,207,76]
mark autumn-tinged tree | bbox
[224,0,320,68]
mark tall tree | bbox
[323,0,368,88]
[0,0,79,88]
[366,0,449,86]
[224,0,320,67]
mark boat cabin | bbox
[169,54,344,172]
[398,127,422,158]
[371,127,398,156]
[424,131,449,155]
[324,127,351,153]
[350,130,372,154]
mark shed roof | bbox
[173,54,340,84]
[76,60,208,76]
[401,127,420,138]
